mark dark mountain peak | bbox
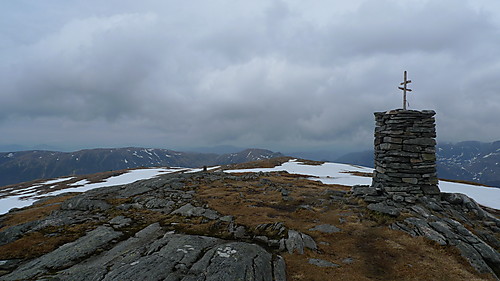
[215,148,284,165]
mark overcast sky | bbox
[1,0,500,153]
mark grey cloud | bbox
[1,0,500,151]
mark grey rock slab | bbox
[172,203,220,220]
[232,225,248,239]
[367,202,401,217]
[308,258,340,268]
[390,222,417,236]
[100,234,222,281]
[351,185,379,197]
[472,241,500,273]
[61,197,111,211]
[273,255,287,281]
[144,198,175,210]
[410,205,432,218]
[420,185,441,195]
[219,215,233,222]
[285,230,317,254]
[456,241,496,275]
[428,221,459,240]
[0,259,22,270]
[404,217,447,245]
[57,223,165,280]
[0,221,38,246]
[301,232,317,251]
[118,183,152,197]
[3,226,122,281]
[186,241,273,281]
[108,215,132,228]
[102,253,178,281]
[285,230,304,254]
[309,224,342,234]
[422,199,444,211]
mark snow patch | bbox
[482,152,498,158]
[225,159,373,186]
[48,168,174,196]
[439,182,500,210]
[226,159,500,210]
[0,168,182,215]
[69,179,90,186]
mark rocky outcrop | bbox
[3,221,285,281]
[0,172,327,280]
[3,226,122,280]
[352,184,500,278]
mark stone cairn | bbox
[371,109,439,202]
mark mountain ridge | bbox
[0,147,283,187]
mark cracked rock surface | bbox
[0,172,294,281]
[353,184,500,278]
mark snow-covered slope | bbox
[227,159,500,210]
[0,167,214,215]
[1,159,499,215]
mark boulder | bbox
[285,230,317,254]
[3,226,122,280]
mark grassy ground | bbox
[195,172,496,281]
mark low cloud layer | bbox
[1,0,500,152]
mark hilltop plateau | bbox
[0,158,498,280]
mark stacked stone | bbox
[372,109,439,202]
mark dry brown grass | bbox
[0,170,130,200]
[0,222,95,260]
[342,171,374,178]
[0,195,76,232]
[194,172,496,281]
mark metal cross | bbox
[398,71,412,110]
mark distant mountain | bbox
[437,141,500,187]
[0,147,283,187]
[335,150,374,167]
[0,144,63,152]
[335,141,500,187]
[287,150,341,162]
